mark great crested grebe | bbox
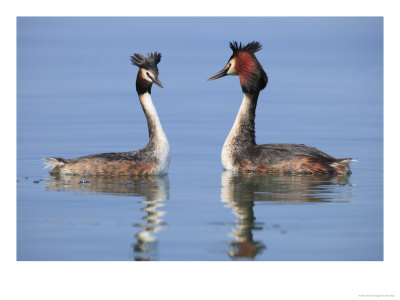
[44,52,170,176]
[208,41,354,175]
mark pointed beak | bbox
[207,63,231,81]
[152,77,164,88]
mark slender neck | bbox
[138,92,167,144]
[226,92,259,147]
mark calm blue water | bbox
[17,17,383,261]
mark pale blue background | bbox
[17,17,383,260]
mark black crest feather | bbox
[228,41,268,94]
[229,41,262,55]
[130,52,162,69]
[131,52,162,95]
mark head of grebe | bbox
[131,52,164,95]
[208,41,268,94]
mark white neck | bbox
[139,93,166,140]
[221,93,258,170]
[139,92,170,173]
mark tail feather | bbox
[329,158,356,176]
[335,158,357,165]
[43,157,67,170]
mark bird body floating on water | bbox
[44,52,170,176]
[208,41,354,175]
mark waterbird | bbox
[44,52,170,176]
[208,41,354,175]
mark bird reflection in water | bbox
[220,171,353,259]
[45,174,169,261]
